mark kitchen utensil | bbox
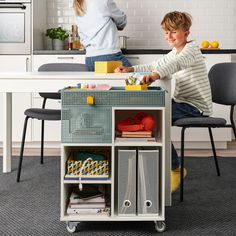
[119,36,129,49]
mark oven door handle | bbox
[0,3,26,10]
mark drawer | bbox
[62,106,112,143]
[61,88,165,107]
[32,55,85,71]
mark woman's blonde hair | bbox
[161,11,192,31]
[73,0,86,16]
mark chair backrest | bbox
[38,63,89,100]
[38,63,89,72]
[208,63,236,105]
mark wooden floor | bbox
[1,140,236,157]
[182,140,236,157]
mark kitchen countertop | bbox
[123,49,236,54]
[33,50,86,55]
[33,49,236,55]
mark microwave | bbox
[0,0,31,54]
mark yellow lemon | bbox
[201,41,210,49]
[210,41,219,48]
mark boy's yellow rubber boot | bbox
[171,167,187,193]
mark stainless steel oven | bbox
[0,0,31,54]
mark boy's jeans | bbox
[172,100,202,170]
[85,52,132,71]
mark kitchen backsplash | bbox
[47,0,236,49]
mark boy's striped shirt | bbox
[133,41,212,116]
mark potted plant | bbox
[46,27,68,50]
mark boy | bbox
[115,11,212,192]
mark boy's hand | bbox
[141,73,160,85]
[114,66,134,73]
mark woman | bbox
[73,0,131,71]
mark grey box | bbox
[117,149,136,216]
[138,149,159,215]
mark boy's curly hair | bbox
[161,11,192,31]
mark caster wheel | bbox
[66,221,79,233]
[154,221,166,233]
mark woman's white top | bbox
[75,0,127,57]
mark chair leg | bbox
[231,120,236,140]
[16,116,29,182]
[41,120,44,164]
[230,105,236,139]
[208,127,220,176]
[180,127,186,202]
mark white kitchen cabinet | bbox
[171,54,233,148]
[0,55,32,143]
[31,54,86,142]
[32,54,85,70]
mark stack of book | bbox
[115,130,156,142]
[67,188,110,215]
[121,131,152,138]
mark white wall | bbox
[47,0,236,49]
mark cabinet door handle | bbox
[126,56,140,59]
[26,57,30,72]
[57,56,74,60]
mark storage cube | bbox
[95,61,122,73]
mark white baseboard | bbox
[0,141,228,149]
[0,141,61,149]
[173,141,227,149]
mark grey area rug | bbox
[0,156,236,236]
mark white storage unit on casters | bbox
[60,87,167,233]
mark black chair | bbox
[173,62,236,201]
[16,63,89,182]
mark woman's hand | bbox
[141,73,160,85]
[114,66,134,73]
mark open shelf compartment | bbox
[61,146,112,184]
[113,107,165,146]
